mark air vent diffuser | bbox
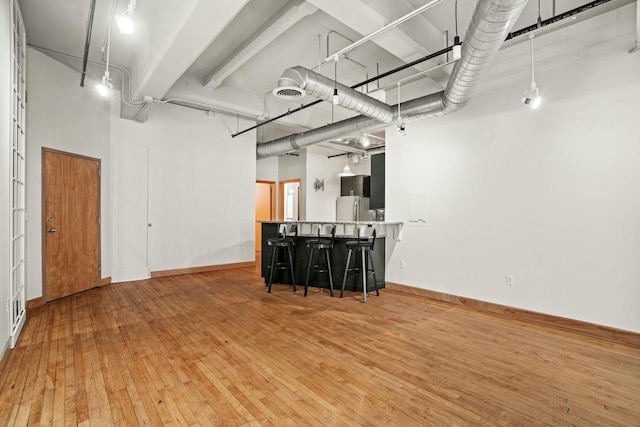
[272,86,306,100]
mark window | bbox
[9,0,26,347]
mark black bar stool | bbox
[266,223,297,293]
[304,225,336,297]
[340,227,379,303]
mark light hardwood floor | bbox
[1,265,639,426]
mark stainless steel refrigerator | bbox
[336,196,371,221]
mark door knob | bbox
[48,228,56,233]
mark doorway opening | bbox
[255,181,275,252]
[278,179,301,221]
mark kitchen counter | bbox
[259,221,402,294]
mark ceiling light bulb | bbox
[96,72,112,97]
[115,12,135,34]
[96,82,109,97]
[332,88,339,105]
[361,136,370,147]
[530,95,542,109]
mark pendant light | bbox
[96,23,113,96]
[396,82,406,135]
[338,154,355,177]
[522,34,541,109]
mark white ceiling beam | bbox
[204,0,318,89]
[306,0,442,63]
[130,0,249,101]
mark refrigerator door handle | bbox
[354,198,358,221]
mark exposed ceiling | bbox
[19,0,636,154]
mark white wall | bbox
[0,0,12,356]
[111,102,256,279]
[305,151,343,221]
[386,6,640,332]
[25,49,112,300]
[256,156,279,218]
[256,156,278,181]
[110,100,151,282]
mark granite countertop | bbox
[259,221,403,240]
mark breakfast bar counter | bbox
[259,221,402,293]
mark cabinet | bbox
[340,175,370,197]
[370,154,385,209]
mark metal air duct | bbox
[273,66,395,123]
[257,0,528,159]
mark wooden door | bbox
[255,181,275,252]
[42,149,101,302]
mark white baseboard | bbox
[111,269,151,283]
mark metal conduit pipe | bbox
[257,0,528,159]
[79,0,97,87]
[277,66,395,123]
[318,142,367,154]
[506,0,613,41]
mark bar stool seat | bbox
[341,227,379,303]
[304,225,336,297]
[266,223,298,293]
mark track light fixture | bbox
[523,83,541,109]
[453,36,462,60]
[396,82,406,135]
[332,56,339,105]
[522,34,541,109]
[96,71,113,97]
[96,20,113,97]
[452,1,462,60]
[115,0,136,34]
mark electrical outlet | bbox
[506,275,514,286]
[400,259,406,268]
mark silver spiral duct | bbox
[274,66,395,123]
[257,0,528,159]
